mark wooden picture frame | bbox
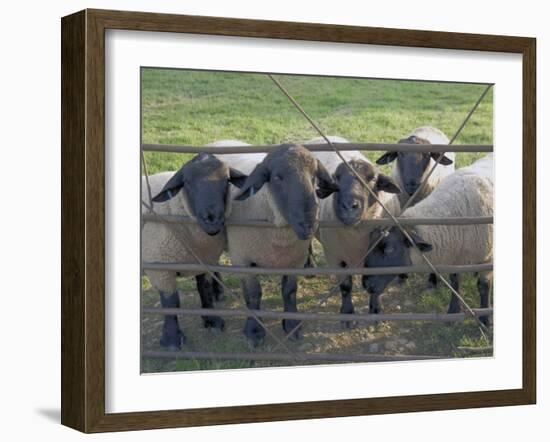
[61,8,536,433]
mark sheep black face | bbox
[376,135,453,196]
[331,160,401,226]
[152,153,247,236]
[235,144,337,240]
[362,227,432,312]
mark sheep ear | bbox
[315,160,339,199]
[152,169,185,203]
[430,152,453,166]
[376,173,401,194]
[234,163,269,200]
[375,152,398,165]
[228,167,248,189]
[405,229,433,252]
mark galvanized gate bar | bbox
[142,142,493,154]
[141,214,494,227]
[141,262,493,276]
[142,307,493,322]
[142,350,443,363]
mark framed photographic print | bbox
[61,9,536,433]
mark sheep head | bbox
[235,144,337,240]
[331,159,400,226]
[362,226,433,298]
[376,135,453,196]
[152,153,247,236]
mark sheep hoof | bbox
[202,315,225,331]
[427,273,438,289]
[160,329,185,351]
[283,319,303,341]
[287,328,302,341]
[339,306,355,329]
[340,320,356,330]
[244,317,266,347]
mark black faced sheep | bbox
[218,144,338,346]
[363,153,493,324]
[141,142,248,350]
[376,126,456,288]
[307,136,402,326]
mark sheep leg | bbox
[447,273,462,314]
[212,271,225,302]
[369,293,382,314]
[195,274,225,331]
[282,275,302,340]
[159,291,185,350]
[242,273,266,347]
[478,272,492,326]
[428,273,438,289]
[339,274,355,329]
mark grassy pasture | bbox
[140,68,493,373]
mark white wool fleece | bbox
[405,153,494,267]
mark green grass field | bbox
[140,68,493,373]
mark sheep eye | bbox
[274,174,283,181]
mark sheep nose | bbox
[341,199,361,212]
[405,180,419,194]
[202,211,223,225]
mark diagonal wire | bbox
[268,74,491,342]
